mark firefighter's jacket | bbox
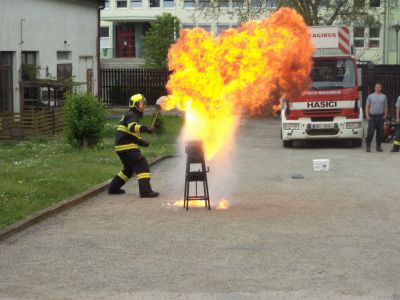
[114,108,150,152]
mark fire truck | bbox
[281,26,363,148]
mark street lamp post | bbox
[392,24,400,64]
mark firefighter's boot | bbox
[391,144,400,152]
[108,176,126,194]
[376,144,383,152]
[139,178,159,198]
[366,144,371,152]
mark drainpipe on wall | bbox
[19,18,25,113]
[393,24,400,64]
[382,0,387,64]
[97,2,104,99]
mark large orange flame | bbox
[163,8,313,159]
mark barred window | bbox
[353,26,365,48]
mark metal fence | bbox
[360,64,400,117]
[100,65,400,116]
[100,68,169,106]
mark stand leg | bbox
[205,178,210,210]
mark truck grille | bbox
[303,109,342,116]
[306,128,340,136]
[311,117,334,122]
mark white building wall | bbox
[100,0,239,59]
[0,0,100,113]
[101,0,238,27]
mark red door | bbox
[116,24,135,58]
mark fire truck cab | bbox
[281,26,363,147]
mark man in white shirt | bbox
[365,83,388,152]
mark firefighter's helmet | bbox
[129,94,146,111]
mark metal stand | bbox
[184,140,210,211]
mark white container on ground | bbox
[313,159,330,171]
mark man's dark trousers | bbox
[365,114,384,146]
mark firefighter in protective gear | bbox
[391,96,400,153]
[108,94,159,198]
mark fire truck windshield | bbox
[310,59,355,90]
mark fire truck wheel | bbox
[283,140,293,148]
[351,139,362,147]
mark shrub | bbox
[64,93,106,147]
[143,13,181,68]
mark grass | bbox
[0,114,183,230]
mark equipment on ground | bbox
[184,140,211,211]
[383,117,397,142]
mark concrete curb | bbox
[0,154,177,242]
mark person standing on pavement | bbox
[108,94,159,198]
[365,83,388,152]
[391,95,400,153]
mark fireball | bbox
[163,7,313,160]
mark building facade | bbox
[100,0,400,65]
[353,0,400,64]
[100,0,240,66]
[0,0,103,113]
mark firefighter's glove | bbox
[147,127,154,134]
[143,140,150,147]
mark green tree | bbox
[143,13,181,68]
[194,0,391,25]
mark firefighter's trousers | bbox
[394,123,400,149]
[109,150,152,194]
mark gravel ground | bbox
[1,118,400,300]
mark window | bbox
[217,25,230,35]
[369,0,380,7]
[368,27,380,48]
[131,0,142,8]
[21,52,38,81]
[310,59,356,89]
[105,0,110,8]
[232,0,243,8]
[21,51,37,65]
[182,24,195,30]
[164,0,174,7]
[117,0,128,8]
[198,0,210,8]
[354,0,365,7]
[183,0,195,8]
[0,52,12,65]
[251,0,262,7]
[57,64,72,80]
[100,27,109,38]
[0,52,13,112]
[198,24,211,32]
[57,51,71,60]
[220,0,229,8]
[353,26,365,48]
[150,0,160,7]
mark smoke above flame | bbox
[163,8,313,159]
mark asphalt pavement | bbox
[1,118,400,299]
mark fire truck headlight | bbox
[345,122,363,129]
[283,123,300,130]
